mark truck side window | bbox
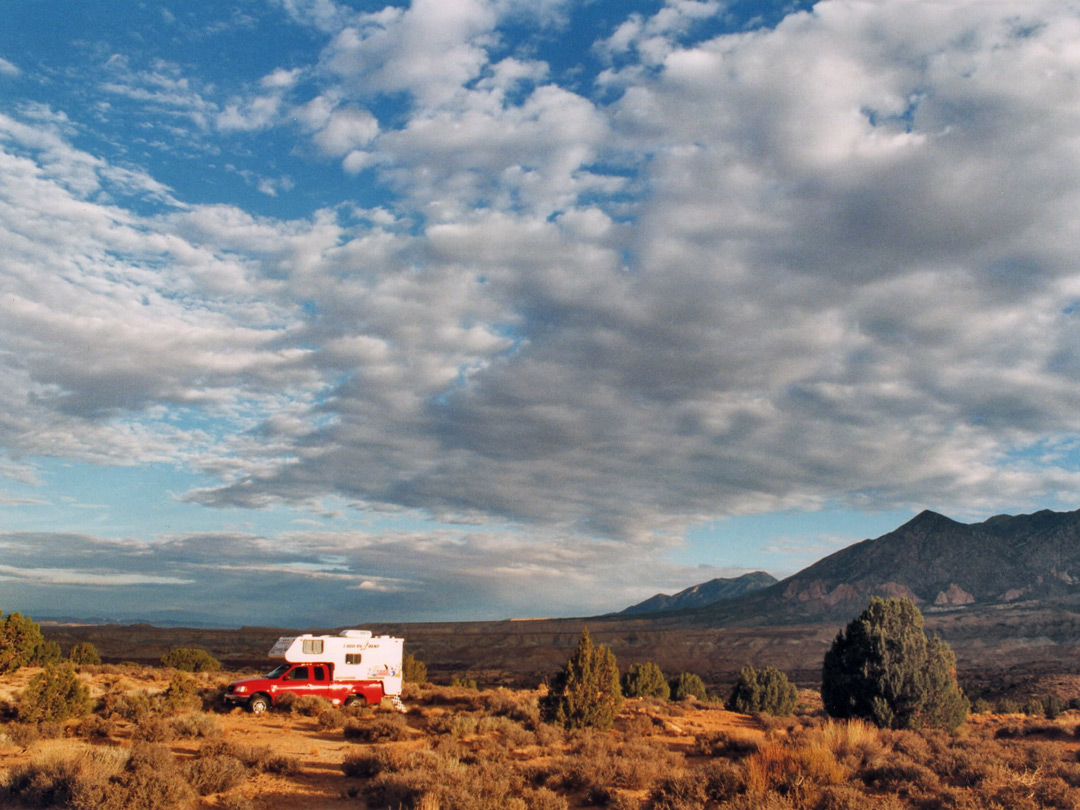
[288,666,309,681]
[345,654,362,665]
[314,666,326,681]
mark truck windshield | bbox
[265,664,290,678]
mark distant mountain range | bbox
[617,571,777,615]
[618,508,1080,625]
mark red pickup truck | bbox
[224,630,406,713]
[224,661,391,713]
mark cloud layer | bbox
[2,0,1080,621]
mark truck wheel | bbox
[343,695,364,708]
[248,694,270,714]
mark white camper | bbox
[268,629,404,697]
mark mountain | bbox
[686,507,1080,625]
[617,572,777,615]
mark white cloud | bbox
[3,0,1080,623]
[0,57,19,77]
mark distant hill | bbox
[617,572,777,615]
[687,508,1080,625]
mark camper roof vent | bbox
[340,629,372,640]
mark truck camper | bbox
[224,629,406,713]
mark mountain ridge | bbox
[616,571,777,615]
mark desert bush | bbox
[4,753,84,807]
[287,694,332,716]
[480,687,540,727]
[451,675,479,689]
[68,642,102,666]
[0,608,45,673]
[131,715,175,742]
[343,713,410,742]
[160,647,220,673]
[161,671,201,714]
[699,759,746,802]
[259,753,301,776]
[693,730,761,759]
[1044,695,1068,720]
[650,772,708,810]
[971,697,994,714]
[5,721,42,747]
[75,713,115,741]
[403,653,428,684]
[729,665,798,716]
[17,664,92,722]
[822,597,969,730]
[184,753,247,796]
[540,628,623,731]
[622,661,670,700]
[342,750,386,778]
[1023,697,1045,716]
[669,671,707,702]
[315,705,349,730]
[102,689,152,722]
[169,711,220,738]
[748,738,850,805]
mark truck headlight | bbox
[236,686,247,694]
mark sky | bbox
[1,0,1080,628]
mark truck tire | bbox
[343,695,366,708]
[248,694,270,714]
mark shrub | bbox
[539,628,623,731]
[451,675,479,689]
[622,662,670,700]
[670,672,707,702]
[161,671,202,714]
[32,640,64,666]
[403,653,427,684]
[161,648,220,672]
[184,753,247,796]
[0,609,45,673]
[650,772,709,810]
[730,666,798,716]
[69,642,102,666]
[343,714,410,742]
[17,664,91,722]
[821,597,968,730]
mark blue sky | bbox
[2,0,1080,627]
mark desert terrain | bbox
[6,661,1080,809]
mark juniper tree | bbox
[622,661,670,700]
[0,607,45,674]
[822,597,968,730]
[540,628,622,730]
[670,671,708,702]
[729,665,798,716]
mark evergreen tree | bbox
[822,597,968,730]
[17,664,91,722]
[403,653,427,684]
[0,607,45,674]
[161,647,220,672]
[540,628,622,730]
[670,671,708,702]
[729,665,798,716]
[69,641,102,665]
[622,661,670,700]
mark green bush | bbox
[821,597,968,730]
[16,664,92,723]
[540,628,623,731]
[69,642,102,666]
[729,665,798,716]
[622,661,670,700]
[403,653,427,684]
[161,648,220,673]
[670,672,707,702]
[32,640,64,666]
[0,609,45,674]
[161,671,202,714]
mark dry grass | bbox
[5,666,1080,810]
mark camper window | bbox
[302,639,324,655]
[346,654,362,665]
